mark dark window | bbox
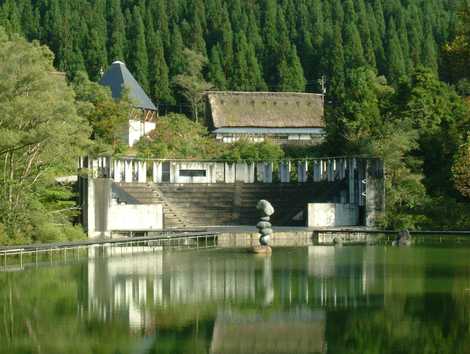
[179,169,207,177]
[162,161,171,182]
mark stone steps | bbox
[116,181,345,228]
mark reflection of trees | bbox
[2,246,470,354]
[326,294,470,354]
[0,267,136,354]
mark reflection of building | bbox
[308,246,382,308]
[210,309,326,354]
[85,247,388,331]
[87,253,163,330]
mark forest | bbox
[0,0,465,105]
[0,0,469,244]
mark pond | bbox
[1,245,470,354]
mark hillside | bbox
[0,0,460,108]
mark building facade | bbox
[100,61,157,146]
[205,91,325,144]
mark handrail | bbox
[0,231,219,252]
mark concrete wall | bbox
[217,231,313,248]
[84,176,163,238]
[108,202,163,231]
[170,161,216,184]
[307,203,359,227]
[128,119,156,146]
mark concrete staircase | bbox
[113,182,344,228]
[113,183,188,228]
[154,184,237,227]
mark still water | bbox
[1,245,470,354]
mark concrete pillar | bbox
[153,161,162,183]
[210,163,217,183]
[297,160,308,183]
[87,178,96,237]
[264,162,273,183]
[318,160,325,181]
[225,163,235,183]
[247,163,255,183]
[124,160,133,183]
[338,159,346,180]
[170,162,178,183]
[91,159,99,178]
[113,160,122,183]
[256,162,265,182]
[215,163,225,182]
[279,161,290,183]
[348,159,356,204]
[313,160,321,182]
[327,159,334,182]
[235,162,248,182]
[137,161,147,183]
[365,159,385,227]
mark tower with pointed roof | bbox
[100,61,157,146]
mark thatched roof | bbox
[207,91,325,129]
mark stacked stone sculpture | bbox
[251,200,274,254]
[393,229,411,246]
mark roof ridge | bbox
[206,91,324,97]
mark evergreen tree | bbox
[108,0,126,62]
[231,31,250,90]
[343,21,366,69]
[329,23,346,99]
[151,32,173,106]
[208,44,227,89]
[127,6,148,91]
[277,44,306,92]
[84,2,108,81]
[168,25,185,77]
[422,21,439,74]
[386,18,406,85]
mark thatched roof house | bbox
[206,91,325,143]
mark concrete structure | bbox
[307,203,359,227]
[79,176,163,238]
[100,61,157,146]
[205,91,325,144]
[79,156,385,233]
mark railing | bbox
[79,156,384,186]
[0,231,219,272]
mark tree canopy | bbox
[0,0,459,106]
[0,29,90,244]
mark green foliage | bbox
[72,71,131,154]
[0,29,90,244]
[0,0,454,99]
[327,66,469,230]
[220,139,284,162]
[135,114,220,159]
[135,114,284,162]
[173,49,213,122]
[452,135,470,199]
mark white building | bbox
[100,61,157,146]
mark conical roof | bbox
[100,61,157,111]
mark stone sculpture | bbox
[393,229,411,246]
[251,200,274,254]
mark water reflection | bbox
[2,246,470,354]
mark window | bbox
[179,169,207,177]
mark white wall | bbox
[128,120,156,146]
[307,203,359,227]
[171,162,216,184]
[108,202,163,231]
